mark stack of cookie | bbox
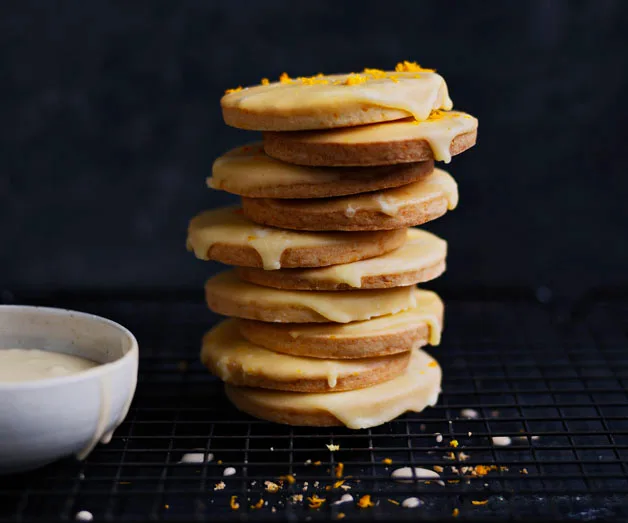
[186,63,477,429]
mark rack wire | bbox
[0,288,627,521]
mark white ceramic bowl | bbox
[0,305,139,474]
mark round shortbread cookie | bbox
[221,68,452,131]
[205,271,419,323]
[263,111,478,166]
[236,228,446,290]
[208,143,434,199]
[187,207,407,270]
[241,168,458,231]
[237,289,443,359]
[200,319,410,392]
[224,348,442,428]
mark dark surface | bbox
[0,291,627,522]
[1,0,628,294]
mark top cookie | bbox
[221,63,452,131]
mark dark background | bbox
[1,0,627,298]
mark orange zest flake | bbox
[333,479,346,489]
[307,494,326,509]
[387,498,400,505]
[452,508,460,517]
[433,465,444,473]
[278,474,296,485]
[521,468,529,475]
[335,462,344,478]
[261,78,270,86]
[382,458,393,465]
[472,500,489,506]
[449,440,459,448]
[250,498,264,510]
[229,496,240,510]
[395,60,435,73]
[298,76,330,85]
[343,74,368,86]
[224,86,243,95]
[362,67,387,78]
[428,361,438,368]
[447,479,460,484]
[337,513,346,520]
[279,72,292,84]
[357,494,375,508]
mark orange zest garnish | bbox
[224,86,242,95]
[250,498,264,509]
[395,60,435,73]
[335,462,344,478]
[307,494,326,509]
[278,474,296,485]
[357,494,375,508]
[230,496,239,510]
[472,500,489,506]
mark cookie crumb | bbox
[326,444,340,451]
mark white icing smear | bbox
[225,348,442,429]
[0,349,98,382]
[179,451,214,464]
[392,467,440,482]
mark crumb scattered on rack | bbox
[402,497,422,508]
[290,494,303,503]
[520,468,529,474]
[453,508,460,517]
[382,457,392,465]
[435,433,443,443]
[357,494,375,508]
[313,460,322,466]
[304,459,312,465]
[214,481,225,491]
[491,436,512,447]
[461,408,479,419]
[449,439,459,448]
[337,513,345,520]
[332,494,353,505]
[264,481,280,493]
[326,443,340,451]
[433,465,444,473]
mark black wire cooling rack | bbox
[0,287,627,522]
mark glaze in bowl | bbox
[0,305,138,474]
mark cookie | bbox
[209,143,434,199]
[237,228,446,290]
[205,271,419,323]
[221,66,452,131]
[237,289,444,359]
[200,319,410,392]
[224,348,442,428]
[264,111,478,166]
[187,207,407,270]
[241,168,458,231]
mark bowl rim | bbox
[0,305,139,390]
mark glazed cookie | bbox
[200,319,410,392]
[187,207,407,270]
[221,66,452,131]
[241,168,458,231]
[204,271,419,323]
[208,143,434,199]
[237,289,444,359]
[225,348,442,428]
[263,111,478,166]
[236,228,446,290]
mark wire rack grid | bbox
[0,288,627,522]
